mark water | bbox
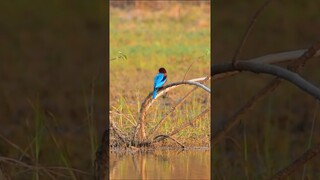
[110,149,210,180]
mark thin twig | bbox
[232,0,273,64]
[110,109,137,126]
[0,133,32,163]
[0,133,71,179]
[153,135,185,148]
[0,156,61,179]
[182,54,208,81]
[110,120,127,144]
[268,143,320,180]
[46,166,91,175]
[0,156,91,176]
[182,60,197,81]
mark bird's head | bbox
[159,67,167,75]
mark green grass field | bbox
[110,3,211,147]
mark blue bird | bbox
[152,67,167,99]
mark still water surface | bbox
[110,149,210,180]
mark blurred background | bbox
[0,0,107,179]
[213,0,320,179]
[5,0,320,179]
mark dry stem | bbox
[134,78,210,143]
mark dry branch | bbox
[214,48,320,80]
[232,0,273,64]
[213,42,320,145]
[213,42,320,178]
[134,79,210,143]
[268,143,320,180]
[249,49,320,64]
[212,61,320,100]
[153,135,185,148]
[110,120,127,145]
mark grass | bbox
[83,82,98,168]
[0,97,88,179]
[110,3,210,147]
[32,97,42,180]
[1,0,107,178]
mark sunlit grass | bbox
[110,3,210,147]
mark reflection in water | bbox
[110,149,210,180]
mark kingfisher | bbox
[153,67,167,99]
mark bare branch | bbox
[268,143,320,180]
[134,79,210,142]
[212,61,320,100]
[213,42,320,146]
[232,0,273,64]
[188,76,210,82]
[182,60,197,81]
[214,48,320,80]
[288,42,320,71]
[182,52,209,81]
[110,121,127,144]
[153,135,185,148]
[249,49,320,64]
[156,80,211,96]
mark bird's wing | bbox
[154,73,165,88]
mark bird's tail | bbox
[152,88,157,99]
